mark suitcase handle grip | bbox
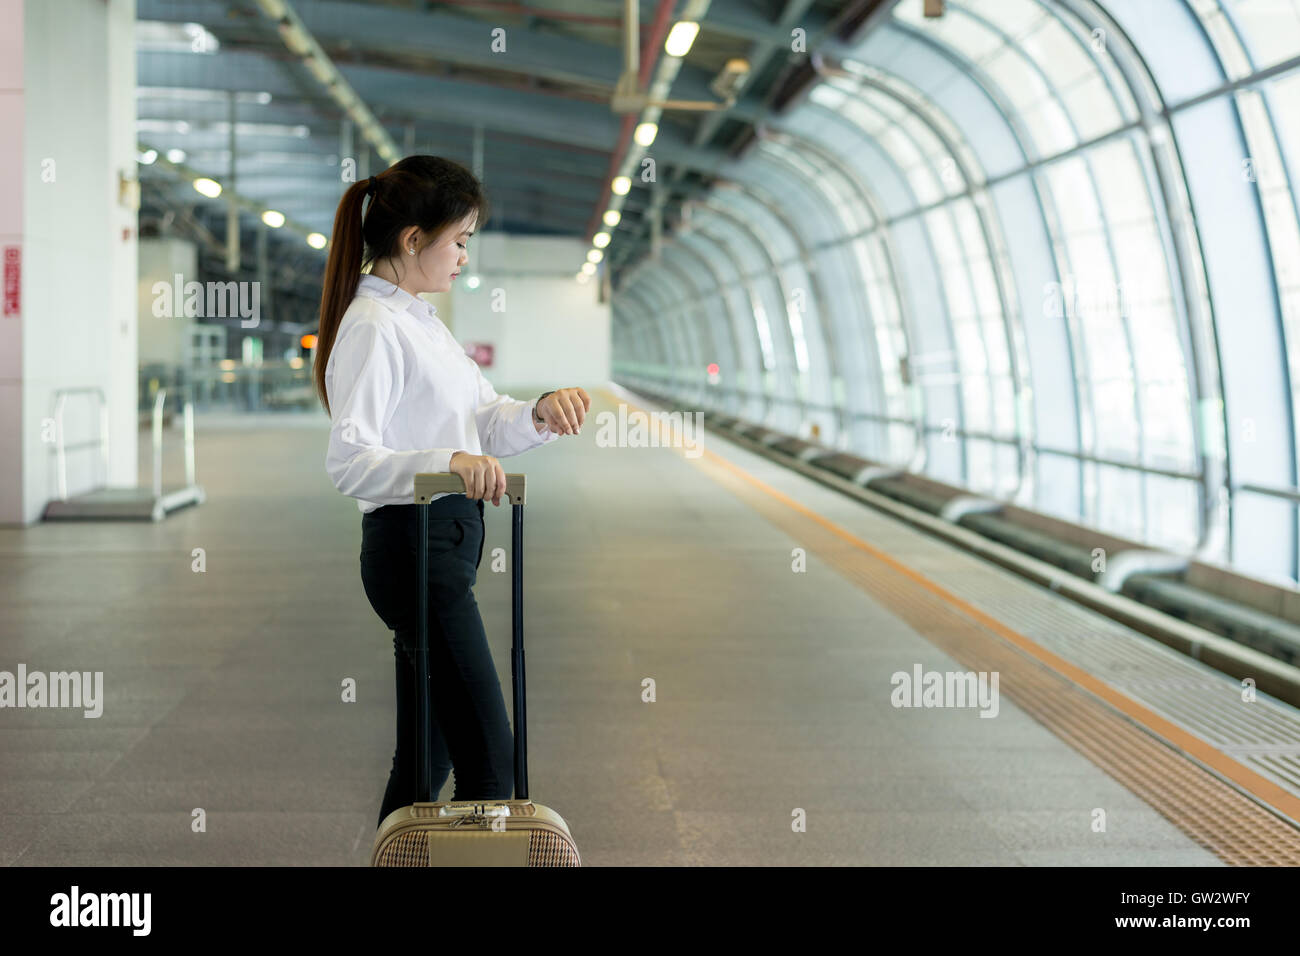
[414,472,526,505]
[438,804,511,818]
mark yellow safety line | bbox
[599,387,1300,825]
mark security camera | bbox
[710,58,751,101]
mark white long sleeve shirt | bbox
[324,273,560,512]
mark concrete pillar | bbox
[0,0,138,525]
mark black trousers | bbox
[359,495,515,828]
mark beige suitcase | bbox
[370,472,580,867]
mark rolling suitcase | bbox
[370,471,581,867]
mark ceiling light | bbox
[603,209,621,227]
[138,119,314,138]
[261,210,285,228]
[135,20,219,54]
[611,175,630,195]
[193,177,222,198]
[665,21,699,57]
[170,149,336,165]
[581,262,597,275]
[587,249,604,263]
[136,87,272,104]
[307,232,327,249]
[593,232,611,248]
[166,148,186,163]
[634,122,658,147]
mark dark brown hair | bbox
[313,155,490,416]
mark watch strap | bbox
[533,390,556,424]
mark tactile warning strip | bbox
[620,391,1300,865]
[835,558,1300,865]
[884,554,1300,786]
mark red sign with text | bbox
[465,342,494,367]
[3,247,19,316]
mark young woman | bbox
[312,155,591,827]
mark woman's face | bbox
[409,213,474,295]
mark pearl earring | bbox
[408,248,414,255]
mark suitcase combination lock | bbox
[442,804,511,828]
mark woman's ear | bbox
[402,226,421,255]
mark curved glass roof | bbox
[614,0,1300,584]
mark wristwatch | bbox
[533,390,555,424]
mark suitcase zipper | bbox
[384,813,575,846]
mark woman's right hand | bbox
[449,451,507,506]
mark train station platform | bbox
[2,385,1299,866]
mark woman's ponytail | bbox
[313,178,371,418]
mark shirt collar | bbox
[356,272,439,323]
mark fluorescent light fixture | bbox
[587,249,604,263]
[603,209,621,227]
[634,122,658,147]
[137,88,273,105]
[665,21,699,57]
[593,232,610,248]
[193,177,222,198]
[168,150,337,165]
[307,232,328,249]
[146,119,311,138]
[135,20,219,54]
[611,175,630,195]
[261,210,286,228]
[136,120,186,134]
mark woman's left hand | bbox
[538,387,591,435]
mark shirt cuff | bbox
[427,447,460,476]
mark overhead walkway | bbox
[1,386,1297,865]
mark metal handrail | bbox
[150,388,199,496]
[620,375,1204,483]
[50,386,198,501]
[51,387,109,501]
[1236,482,1300,505]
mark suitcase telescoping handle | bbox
[412,472,530,803]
